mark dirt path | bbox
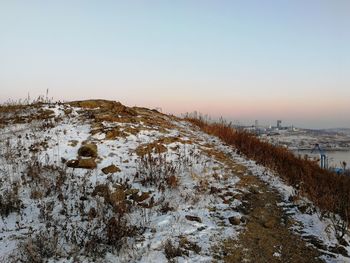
[220,174,323,263]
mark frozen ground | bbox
[0,101,349,262]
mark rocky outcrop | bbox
[66,158,97,169]
[228,216,241,225]
[78,143,97,158]
[66,143,98,169]
[101,164,121,174]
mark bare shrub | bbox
[330,213,349,241]
[163,237,201,261]
[0,186,22,217]
[106,216,139,249]
[135,153,177,189]
[15,229,60,263]
[164,240,187,260]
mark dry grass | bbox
[0,186,22,217]
[186,117,350,224]
[69,99,176,132]
[135,136,193,157]
[134,153,178,190]
[164,237,201,261]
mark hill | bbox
[0,100,349,262]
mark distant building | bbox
[277,120,282,129]
[255,120,258,128]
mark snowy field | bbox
[0,101,349,262]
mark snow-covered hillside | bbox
[0,100,349,262]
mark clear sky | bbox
[0,1,349,128]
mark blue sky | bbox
[0,1,349,128]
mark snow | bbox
[1,103,350,262]
[0,104,243,262]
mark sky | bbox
[0,0,349,128]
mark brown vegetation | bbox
[186,117,350,224]
[135,136,192,156]
[135,153,178,190]
[69,99,176,131]
[164,237,201,261]
[0,186,22,217]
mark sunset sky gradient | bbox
[1,1,349,128]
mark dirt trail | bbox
[220,174,323,263]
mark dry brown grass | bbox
[68,99,176,131]
[135,136,192,157]
[0,186,22,217]
[0,102,56,127]
[135,142,168,156]
[186,117,350,224]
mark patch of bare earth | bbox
[217,173,323,262]
[200,147,323,262]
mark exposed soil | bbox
[220,174,323,263]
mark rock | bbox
[78,143,98,158]
[101,164,121,174]
[185,215,202,223]
[228,216,241,225]
[263,218,276,228]
[78,158,97,169]
[66,158,97,169]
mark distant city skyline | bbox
[1,1,349,129]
